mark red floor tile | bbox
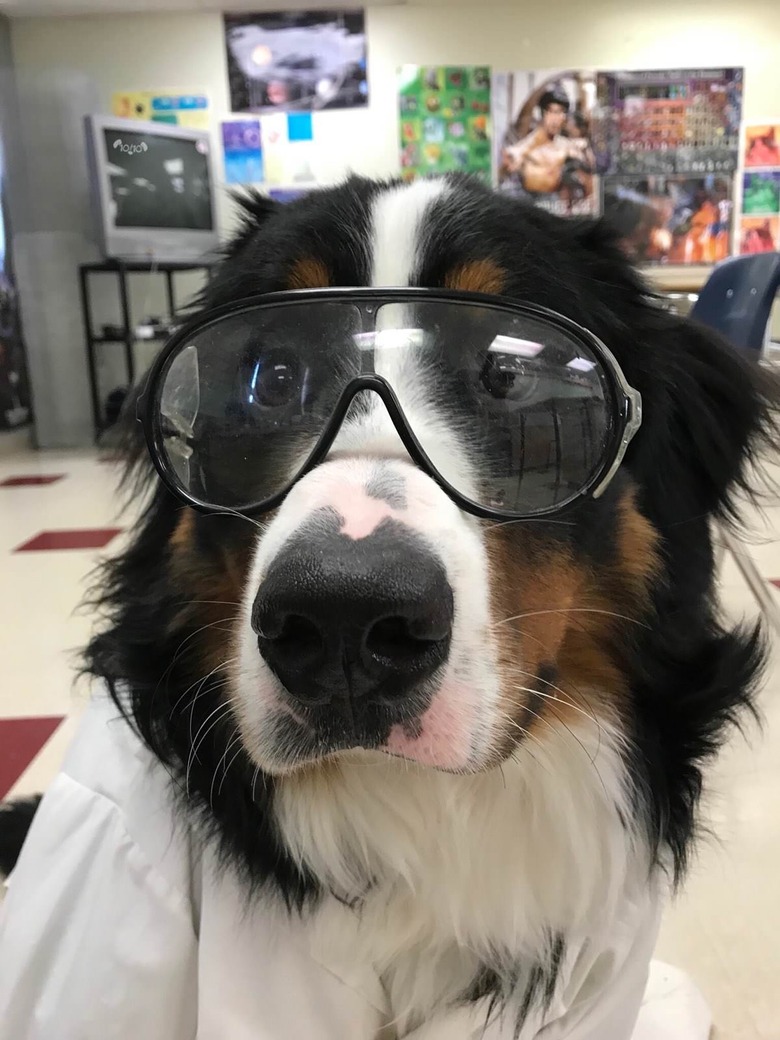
[0,716,64,799]
[0,474,65,487]
[14,528,122,552]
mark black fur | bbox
[0,796,42,877]
[74,175,778,1019]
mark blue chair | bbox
[690,251,780,355]
[689,252,780,633]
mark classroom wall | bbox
[8,0,780,446]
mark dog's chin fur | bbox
[275,718,639,1032]
[83,175,778,1033]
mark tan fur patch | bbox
[486,487,661,753]
[287,256,330,290]
[443,258,506,295]
[167,509,252,673]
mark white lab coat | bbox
[0,693,711,1040]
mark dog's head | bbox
[91,176,777,889]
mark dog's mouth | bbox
[256,674,485,774]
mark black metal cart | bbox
[78,259,211,438]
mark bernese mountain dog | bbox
[0,175,777,1039]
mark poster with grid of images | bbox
[594,67,743,177]
[398,66,492,182]
[595,68,743,264]
[739,124,780,255]
[492,69,599,217]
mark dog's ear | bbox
[564,218,780,530]
[195,189,282,310]
[225,188,282,257]
[619,305,780,530]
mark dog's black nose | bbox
[252,518,453,706]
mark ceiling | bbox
[1,0,407,17]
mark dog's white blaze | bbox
[369,178,449,287]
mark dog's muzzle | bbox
[252,512,453,726]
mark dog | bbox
[0,175,776,1039]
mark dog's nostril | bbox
[365,616,445,665]
[257,614,324,672]
[277,615,323,656]
[367,617,422,660]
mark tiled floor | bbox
[0,446,778,1038]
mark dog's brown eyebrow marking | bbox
[443,258,506,295]
[287,256,330,289]
[365,468,407,509]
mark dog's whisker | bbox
[482,517,577,531]
[502,685,602,760]
[186,703,234,795]
[188,668,238,746]
[250,764,262,803]
[504,668,601,730]
[212,735,244,804]
[170,656,238,715]
[170,617,243,666]
[493,606,649,630]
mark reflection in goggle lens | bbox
[153,298,616,517]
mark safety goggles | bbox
[140,288,642,521]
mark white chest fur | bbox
[275,716,645,1032]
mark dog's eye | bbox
[479,354,538,404]
[246,350,302,409]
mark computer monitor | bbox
[84,114,220,262]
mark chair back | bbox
[690,252,780,354]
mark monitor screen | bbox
[102,128,214,231]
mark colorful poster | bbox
[602,174,733,265]
[112,92,211,130]
[594,68,743,176]
[261,112,318,187]
[398,66,491,183]
[493,69,598,216]
[224,10,368,114]
[739,216,780,254]
[738,123,780,254]
[744,124,780,168]
[221,119,263,185]
[742,171,780,215]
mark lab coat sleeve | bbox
[0,708,199,1040]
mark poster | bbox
[224,10,368,114]
[744,124,780,168]
[493,69,598,216]
[594,68,743,176]
[738,123,780,254]
[112,92,211,130]
[398,66,491,183]
[261,112,318,187]
[742,171,780,215]
[222,119,264,185]
[602,174,733,265]
[739,217,780,254]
